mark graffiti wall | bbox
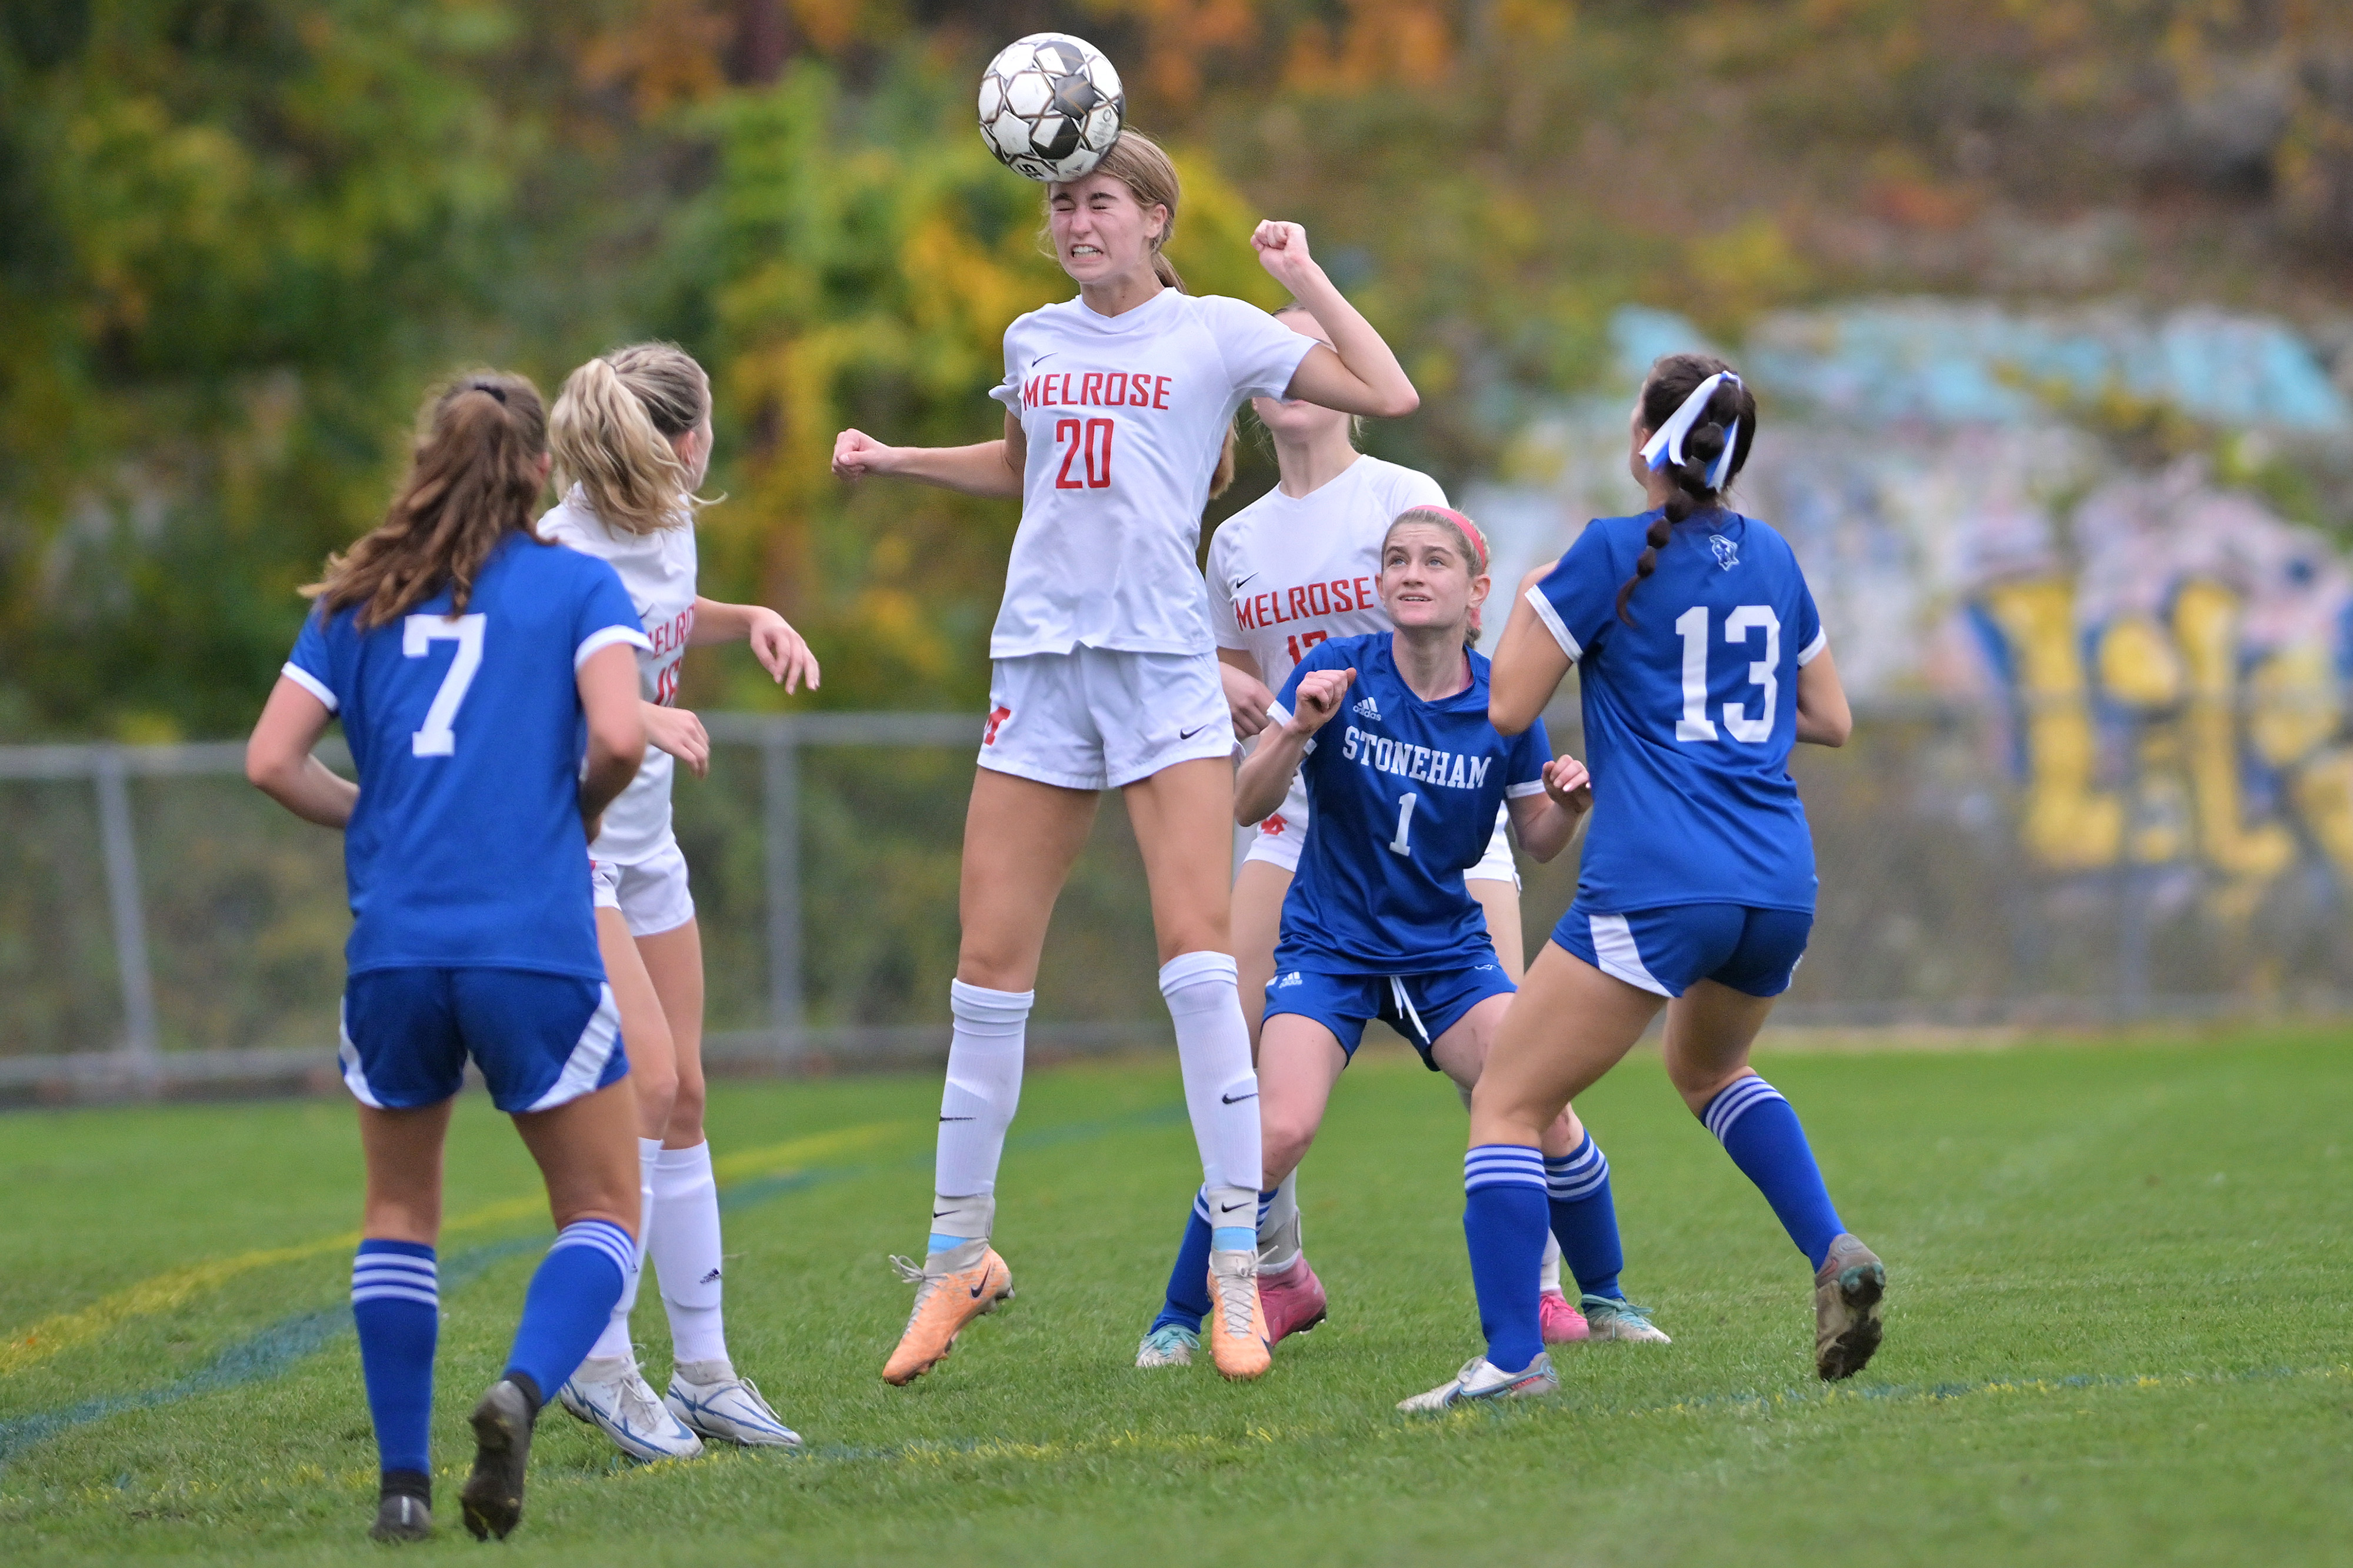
[1471,301,2353,1012]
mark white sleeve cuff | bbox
[1797,628,1829,666]
[1524,584,1582,660]
[280,662,339,713]
[575,625,652,670]
[1504,779,1548,798]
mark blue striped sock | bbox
[1463,1145,1549,1374]
[1544,1136,1625,1300]
[1704,1076,1844,1270]
[1152,1188,1214,1335]
[351,1240,437,1480]
[504,1219,633,1406]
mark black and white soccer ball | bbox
[976,33,1125,183]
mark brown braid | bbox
[1614,353,1758,626]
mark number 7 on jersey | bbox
[403,613,486,756]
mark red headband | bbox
[1415,506,1490,575]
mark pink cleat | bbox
[1539,1289,1591,1344]
[1257,1255,1328,1345]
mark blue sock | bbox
[1463,1145,1549,1374]
[1544,1136,1625,1300]
[1704,1076,1844,1270]
[1152,1189,1214,1335]
[351,1240,437,1481]
[503,1219,632,1405]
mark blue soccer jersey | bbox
[1526,508,1825,914]
[1271,633,1551,972]
[284,531,651,979]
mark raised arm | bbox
[1488,566,1572,736]
[689,596,820,693]
[1795,643,1852,747]
[1507,755,1592,864]
[245,678,357,829]
[832,411,1027,499]
[1250,223,1418,420]
[1234,666,1355,825]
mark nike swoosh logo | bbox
[1221,1202,1251,1213]
[969,1282,988,1298]
[940,1115,976,1122]
[1181,723,1214,740]
[1234,572,1259,588]
[1221,1090,1257,1104]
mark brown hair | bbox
[1615,353,1758,626]
[550,342,712,535]
[307,371,549,630]
[1044,132,1235,496]
[1382,506,1492,646]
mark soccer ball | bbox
[977,34,1125,183]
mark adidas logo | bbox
[1353,696,1381,719]
[1275,972,1304,989]
[699,1269,722,1285]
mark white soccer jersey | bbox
[540,487,698,864]
[1205,454,1448,692]
[987,288,1315,659]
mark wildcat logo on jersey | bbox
[1354,696,1382,719]
[1709,535,1739,571]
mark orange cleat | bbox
[1205,1249,1272,1380]
[881,1246,1014,1386]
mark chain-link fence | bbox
[4,696,2347,1100]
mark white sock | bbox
[588,1137,661,1362]
[1541,1230,1564,1295]
[930,980,1030,1250]
[651,1141,728,1365]
[1161,952,1262,1200]
[1259,1169,1303,1273]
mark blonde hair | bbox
[308,371,549,631]
[1382,506,1493,648]
[1038,131,1235,498]
[549,342,712,535]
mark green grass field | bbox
[2,1032,2347,1564]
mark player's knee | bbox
[631,1056,679,1130]
[665,1073,706,1143]
[1261,1110,1318,1177]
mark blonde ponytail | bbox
[549,342,713,536]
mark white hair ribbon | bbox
[1639,372,1742,492]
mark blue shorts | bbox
[1263,962,1517,1069]
[338,967,627,1114]
[1552,902,1812,999]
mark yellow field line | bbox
[0,1119,914,1381]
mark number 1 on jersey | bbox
[1388,792,1418,855]
[403,613,486,757]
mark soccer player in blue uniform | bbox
[1400,354,1882,1413]
[1139,507,1654,1367]
[245,372,655,1541]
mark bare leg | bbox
[1257,1014,1348,1188]
[358,1099,456,1245]
[636,922,706,1147]
[509,1079,643,1235]
[956,769,1100,989]
[1231,859,1292,1048]
[1469,878,1525,983]
[1469,943,1665,1149]
[598,908,675,1139]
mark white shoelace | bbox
[1211,1261,1258,1337]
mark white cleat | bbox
[1397,1352,1559,1413]
[558,1355,705,1462]
[1580,1295,1672,1345]
[664,1359,804,1449]
[1135,1324,1198,1367]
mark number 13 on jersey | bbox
[1674,604,1778,744]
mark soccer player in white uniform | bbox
[246,371,650,1542]
[832,129,1419,1383]
[1191,305,1592,1354]
[538,344,819,1458]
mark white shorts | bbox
[978,647,1235,792]
[589,838,696,939]
[1244,780,1519,888]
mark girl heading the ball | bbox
[833,129,1418,1384]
